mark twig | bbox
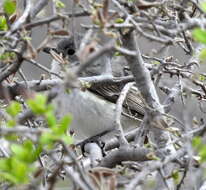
[126,149,186,190]
[115,82,135,146]
[30,0,49,18]
[100,146,151,168]
[5,0,31,37]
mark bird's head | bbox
[43,37,79,66]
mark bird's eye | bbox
[67,48,75,55]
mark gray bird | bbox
[43,37,144,142]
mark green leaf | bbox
[115,18,124,23]
[0,16,8,31]
[40,132,56,146]
[199,74,206,81]
[192,136,202,149]
[199,48,206,61]
[0,158,28,184]
[5,134,18,141]
[11,144,28,162]
[11,158,28,183]
[61,134,73,144]
[0,159,10,171]
[45,110,57,128]
[199,146,206,162]
[0,52,16,61]
[27,94,47,114]
[0,172,19,184]
[23,141,41,163]
[192,137,206,162]
[58,114,72,134]
[192,28,206,44]
[200,1,206,13]
[55,0,65,8]
[114,52,122,56]
[50,114,72,135]
[3,0,16,15]
[171,170,180,184]
[11,141,41,163]
[6,119,16,127]
[6,101,22,117]
[152,61,160,65]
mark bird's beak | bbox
[42,47,58,55]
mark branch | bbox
[126,149,186,190]
[25,11,90,29]
[30,0,49,18]
[115,82,135,146]
[100,146,151,168]
[0,42,26,83]
[122,31,163,112]
[122,30,176,189]
[5,0,31,37]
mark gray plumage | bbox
[48,37,144,142]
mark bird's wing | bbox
[89,83,145,117]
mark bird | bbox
[43,37,144,143]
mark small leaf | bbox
[146,152,159,160]
[93,2,103,8]
[152,61,160,65]
[171,170,180,184]
[6,101,22,117]
[200,1,206,13]
[115,18,124,23]
[23,141,41,163]
[11,158,28,183]
[199,74,206,81]
[11,141,41,163]
[0,158,29,184]
[6,119,16,127]
[51,114,72,135]
[199,48,206,61]
[45,110,56,127]
[0,159,10,171]
[40,132,56,146]
[3,0,16,15]
[61,134,73,144]
[0,52,16,61]
[5,134,18,141]
[58,114,72,134]
[0,16,8,31]
[0,172,19,184]
[199,146,206,162]
[192,136,202,149]
[11,144,28,161]
[114,52,122,56]
[55,0,65,8]
[27,94,47,114]
[192,28,206,44]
